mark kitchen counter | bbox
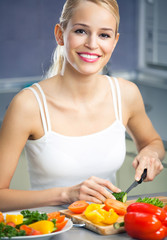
[27,192,167,240]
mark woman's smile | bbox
[77,52,101,63]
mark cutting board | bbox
[60,196,167,235]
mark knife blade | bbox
[125,168,147,194]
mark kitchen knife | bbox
[125,168,147,194]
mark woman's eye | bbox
[100,33,111,38]
[75,29,86,34]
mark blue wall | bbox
[0,0,138,79]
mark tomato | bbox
[0,212,4,223]
[104,199,127,216]
[68,200,89,214]
[47,211,60,221]
[55,220,68,231]
[56,215,65,223]
[20,225,42,235]
[6,222,16,228]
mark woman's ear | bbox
[54,24,64,46]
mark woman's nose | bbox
[84,34,98,49]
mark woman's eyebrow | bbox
[73,23,114,32]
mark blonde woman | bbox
[0,0,165,211]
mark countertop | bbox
[27,192,167,240]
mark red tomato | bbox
[20,225,42,236]
[0,212,4,223]
[6,222,16,228]
[47,211,60,221]
[55,220,68,231]
[68,200,89,214]
[104,198,127,216]
[56,215,65,223]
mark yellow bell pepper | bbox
[6,214,23,225]
[84,203,119,225]
[84,204,105,224]
[29,220,54,234]
[100,208,119,224]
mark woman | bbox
[0,0,165,211]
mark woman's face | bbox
[62,1,119,75]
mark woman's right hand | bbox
[67,176,121,204]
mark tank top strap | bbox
[28,86,48,134]
[113,77,123,123]
[33,83,51,132]
[106,75,122,123]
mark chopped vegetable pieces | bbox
[68,200,89,214]
[0,222,26,238]
[6,214,23,225]
[112,192,127,203]
[20,210,48,225]
[55,220,68,231]
[47,211,60,221]
[0,209,69,238]
[84,203,119,225]
[104,199,127,216]
[20,225,42,235]
[28,220,54,234]
[0,212,4,223]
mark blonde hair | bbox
[46,0,120,78]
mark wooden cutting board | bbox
[60,196,167,235]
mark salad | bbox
[0,210,68,239]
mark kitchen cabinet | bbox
[116,138,167,196]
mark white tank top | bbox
[24,76,126,190]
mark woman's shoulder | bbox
[8,85,40,118]
[116,77,142,100]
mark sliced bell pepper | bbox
[84,203,118,225]
[124,202,167,240]
[6,214,23,225]
[28,220,54,234]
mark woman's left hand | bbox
[132,149,164,182]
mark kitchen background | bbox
[0,0,167,195]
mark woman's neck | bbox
[60,67,105,104]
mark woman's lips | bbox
[77,52,101,63]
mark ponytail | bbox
[46,45,64,78]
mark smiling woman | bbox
[0,0,165,212]
[47,0,120,78]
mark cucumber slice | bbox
[112,192,127,203]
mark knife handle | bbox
[137,168,147,184]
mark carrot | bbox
[104,198,127,216]
[68,200,89,214]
